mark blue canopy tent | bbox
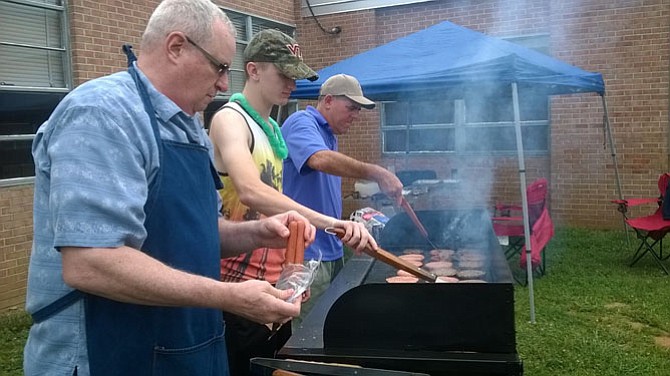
[292,21,606,99]
[293,21,619,323]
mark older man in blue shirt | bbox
[24,1,314,375]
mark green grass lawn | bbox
[0,308,31,375]
[514,228,670,375]
[2,228,669,375]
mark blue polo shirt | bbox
[282,106,343,262]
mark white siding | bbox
[301,0,436,17]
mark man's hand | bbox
[331,220,377,253]
[255,210,316,249]
[376,169,404,206]
[223,279,301,325]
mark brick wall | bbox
[1,0,162,314]
[0,185,33,312]
[294,0,670,228]
[66,0,297,85]
[227,0,295,24]
[550,0,670,227]
[68,0,158,84]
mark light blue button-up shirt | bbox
[24,64,216,375]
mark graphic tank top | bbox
[218,101,285,283]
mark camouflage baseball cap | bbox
[244,29,318,82]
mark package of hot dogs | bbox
[277,221,321,303]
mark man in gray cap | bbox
[209,32,376,376]
[281,74,404,325]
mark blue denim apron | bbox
[81,47,228,375]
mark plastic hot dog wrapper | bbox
[276,254,321,303]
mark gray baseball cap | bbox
[319,74,375,109]
[244,29,318,81]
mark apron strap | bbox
[122,44,137,67]
[123,43,222,191]
[124,45,163,153]
[210,162,223,190]
[31,290,84,323]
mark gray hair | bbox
[142,0,235,49]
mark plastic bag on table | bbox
[276,253,321,303]
[350,207,389,240]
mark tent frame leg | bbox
[602,95,627,244]
[511,82,536,324]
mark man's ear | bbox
[165,32,187,64]
[246,61,260,81]
[323,94,336,109]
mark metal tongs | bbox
[399,197,440,250]
[325,227,437,283]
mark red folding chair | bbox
[612,173,670,275]
[492,178,554,284]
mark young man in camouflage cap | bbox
[209,29,377,375]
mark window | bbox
[459,86,549,153]
[0,0,70,89]
[0,0,70,183]
[382,100,456,153]
[381,93,549,155]
[380,34,550,155]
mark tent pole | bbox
[601,95,628,243]
[512,82,536,324]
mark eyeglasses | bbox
[185,35,230,77]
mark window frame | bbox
[381,97,551,156]
[0,0,71,185]
[0,0,72,91]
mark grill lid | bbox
[323,282,516,353]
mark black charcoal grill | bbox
[272,209,522,376]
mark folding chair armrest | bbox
[612,197,660,208]
[494,203,523,217]
[612,197,660,216]
[495,203,522,211]
[492,216,523,222]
